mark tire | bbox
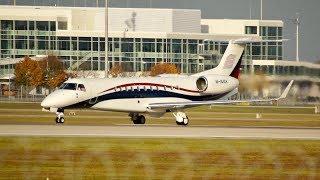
[59,117,65,124]
[133,120,139,124]
[139,115,146,124]
[176,118,189,126]
[183,118,189,126]
[55,117,59,124]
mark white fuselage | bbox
[41,74,239,115]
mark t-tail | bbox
[193,38,287,79]
[193,40,246,79]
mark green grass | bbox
[0,102,319,127]
[0,137,319,179]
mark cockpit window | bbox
[77,84,86,92]
[59,83,77,90]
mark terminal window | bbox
[245,26,257,34]
[58,21,67,30]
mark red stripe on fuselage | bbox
[100,83,200,94]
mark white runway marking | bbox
[0,125,319,140]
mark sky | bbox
[108,0,320,62]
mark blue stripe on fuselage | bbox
[65,89,230,109]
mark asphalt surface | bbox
[0,125,319,140]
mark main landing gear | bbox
[129,113,146,125]
[55,108,65,124]
[173,112,189,126]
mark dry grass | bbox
[0,137,319,179]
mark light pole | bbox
[260,0,263,20]
[105,0,109,78]
[294,13,300,62]
[249,0,252,19]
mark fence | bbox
[0,84,47,102]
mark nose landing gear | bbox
[55,108,65,124]
[173,112,189,126]
[129,113,146,125]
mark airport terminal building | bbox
[0,5,285,74]
[0,2,319,99]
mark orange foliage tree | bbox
[39,55,67,89]
[14,56,44,87]
[109,63,123,77]
[14,56,67,89]
[150,63,180,77]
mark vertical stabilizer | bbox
[193,40,245,77]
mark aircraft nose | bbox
[41,96,53,108]
[41,90,62,108]
[41,90,77,108]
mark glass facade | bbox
[0,20,203,73]
[0,18,319,78]
[0,19,287,74]
[258,26,283,60]
[0,17,319,76]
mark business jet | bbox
[41,38,293,126]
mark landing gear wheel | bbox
[173,112,189,126]
[139,115,146,124]
[55,108,65,124]
[131,114,146,125]
[55,117,65,124]
[183,118,189,126]
[176,118,189,126]
[59,117,65,124]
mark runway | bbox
[0,125,319,140]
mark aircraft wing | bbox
[148,80,294,110]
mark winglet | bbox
[277,80,294,100]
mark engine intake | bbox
[196,77,208,92]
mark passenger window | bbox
[77,84,86,92]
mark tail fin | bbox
[193,40,245,77]
[229,52,244,79]
[193,38,287,78]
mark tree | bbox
[109,63,123,77]
[39,55,67,89]
[14,56,44,87]
[150,63,180,77]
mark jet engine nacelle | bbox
[196,75,239,95]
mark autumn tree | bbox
[39,55,67,89]
[14,56,44,87]
[150,63,180,77]
[109,63,124,77]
